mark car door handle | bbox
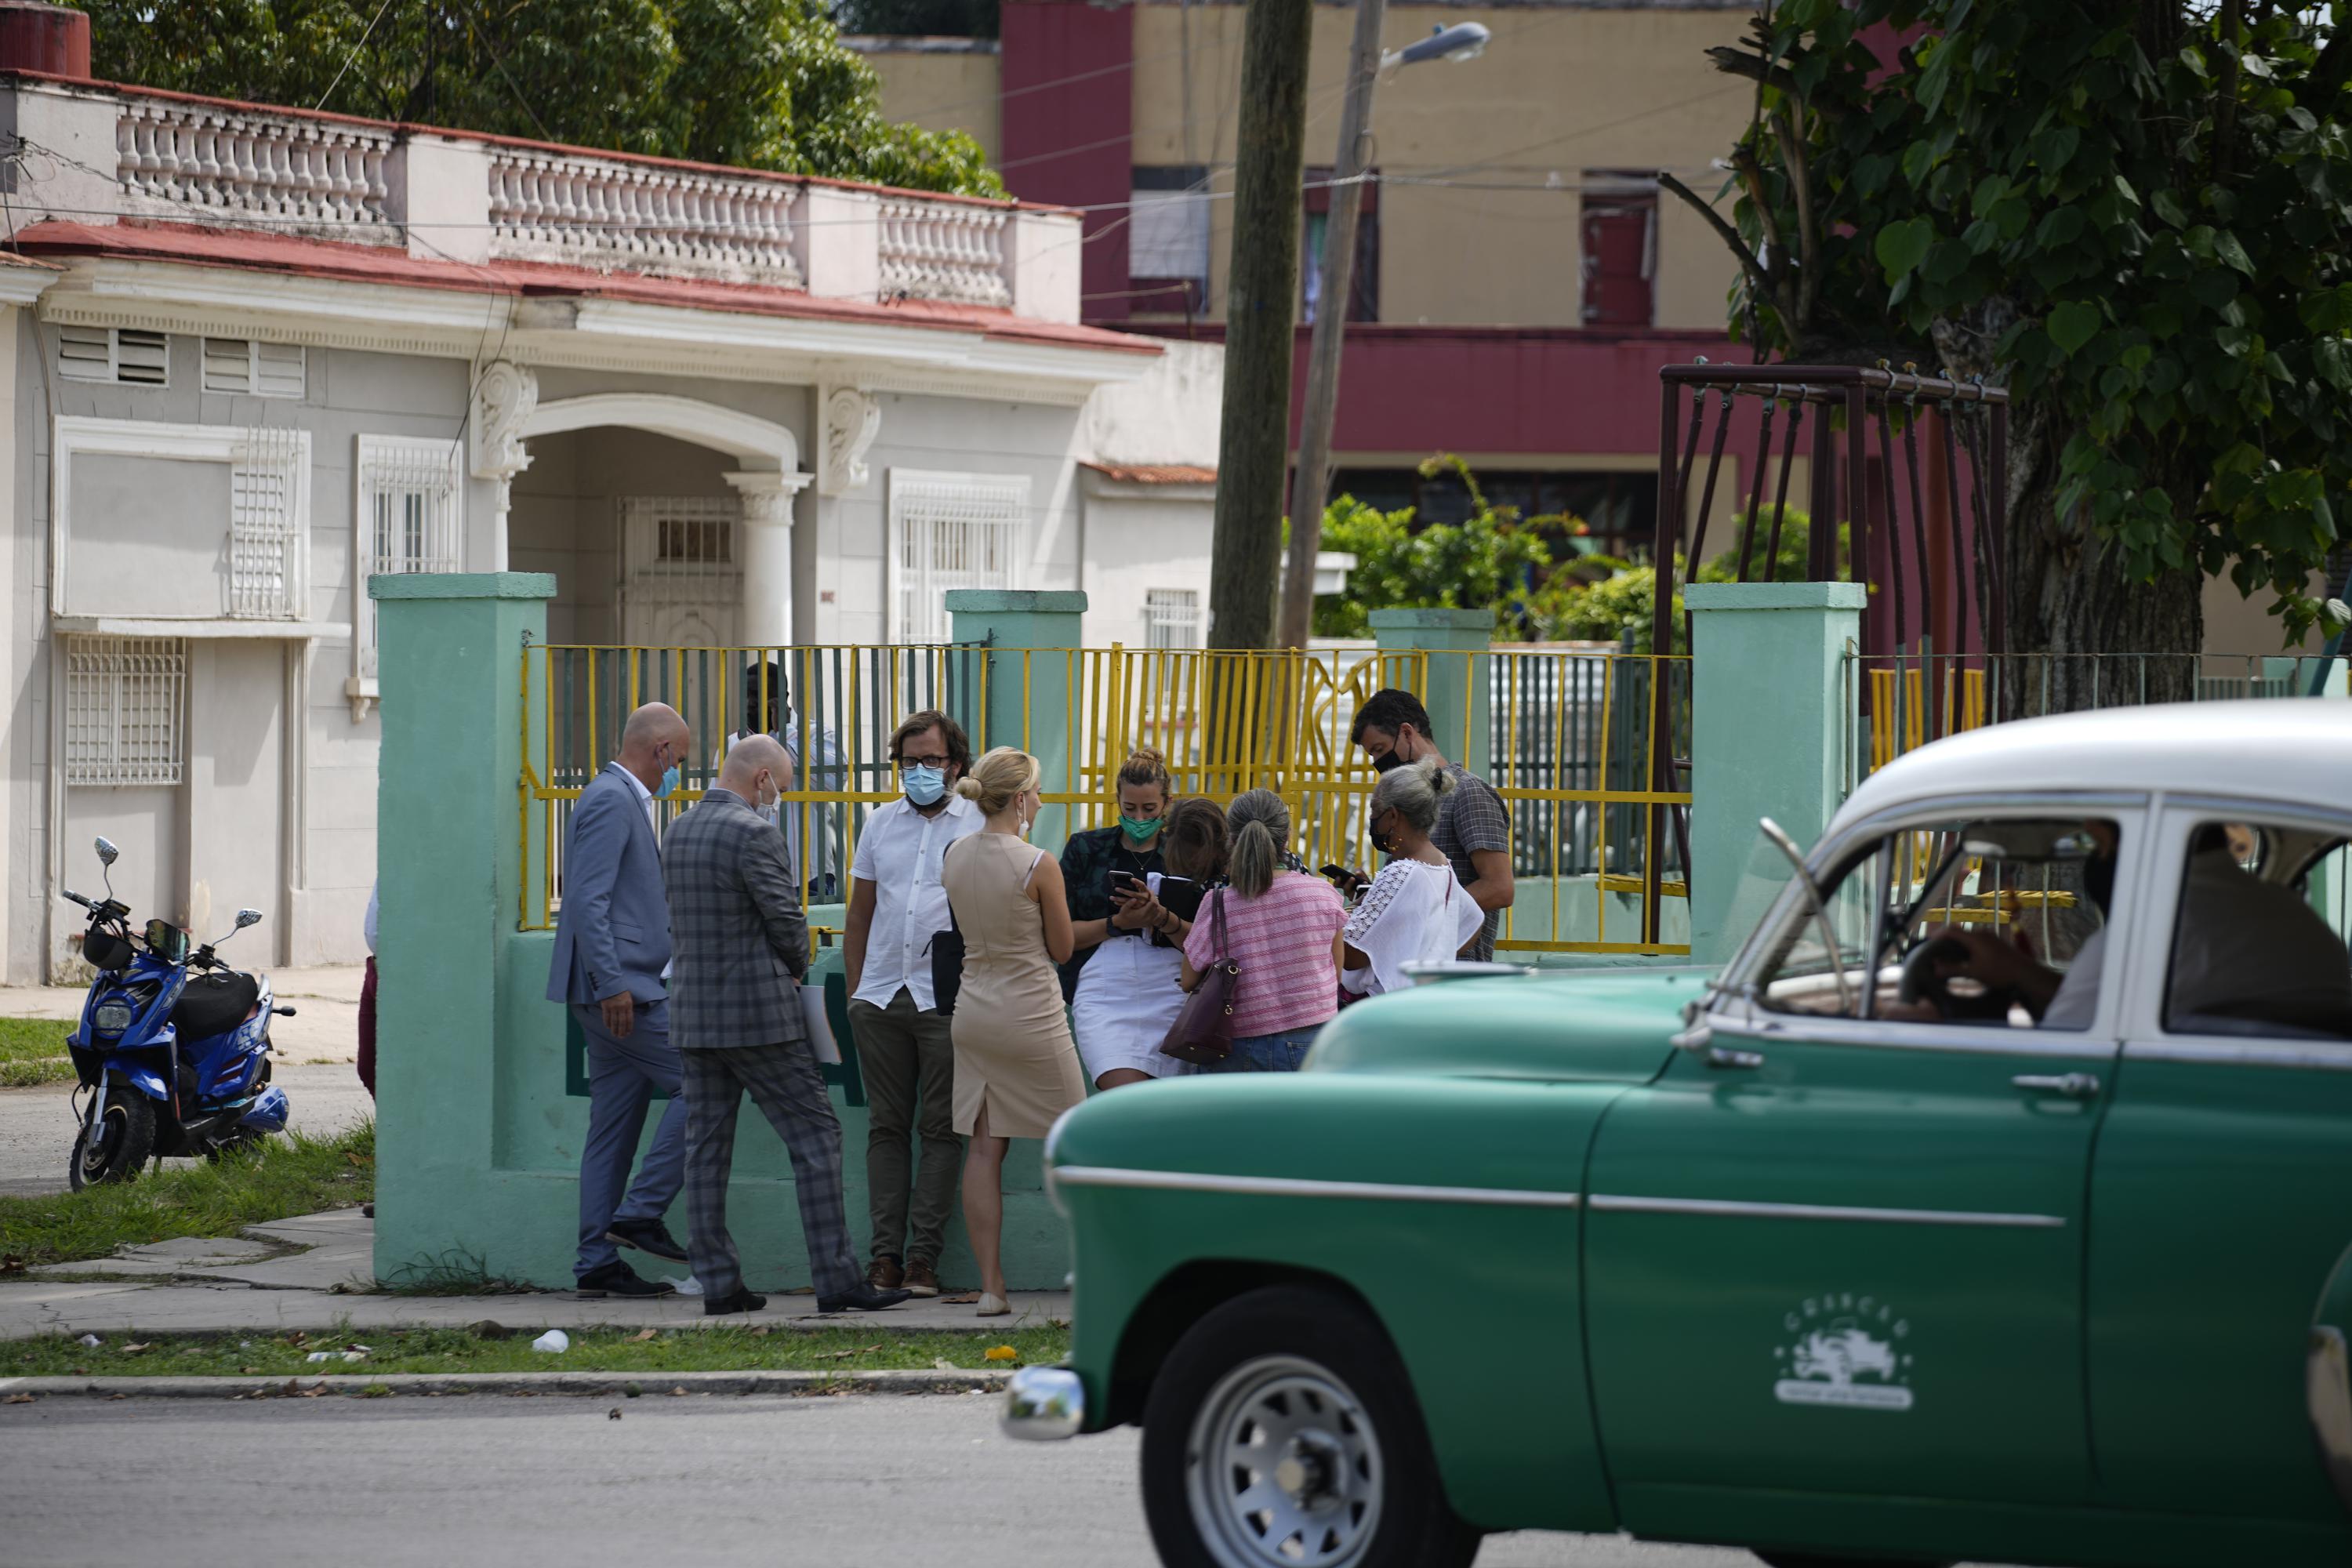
[2012,1073,2100,1099]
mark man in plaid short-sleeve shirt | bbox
[1350,690,1514,961]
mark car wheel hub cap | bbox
[1186,1356,1383,1568]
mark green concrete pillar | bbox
[1686,581,1865,965]
[947,588,1087,852]
[370,572,553,1286]
[1368,608,1491,768]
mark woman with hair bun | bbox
[939,746,1085,1316]
[1341,760,1485,998]
[1178,789,1347,1073]
[1060,747,1194,1089]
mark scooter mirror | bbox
[234,908,263,930]
[94,837,118,866]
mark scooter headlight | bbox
[93,1000,134,1035]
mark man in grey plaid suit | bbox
[660,735,912,1317]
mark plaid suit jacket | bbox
[659,786,811,1051]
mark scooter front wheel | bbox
[69,1094,156,1189]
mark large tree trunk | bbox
[1994,392,2204,716]
[1935,305,2205,715]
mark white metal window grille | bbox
[354,435,463,680]
[56,325,168,386]
[1144,587,1203,649]
[201,338,306,398]
[64,637,187,786]
[228,426,308,619]
[888,470,1030,644]
[619,496,743,647]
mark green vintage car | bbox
[1004,703,2352,1568]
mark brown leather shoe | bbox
[866,1255,904,1291]
[902,1258,941,1298]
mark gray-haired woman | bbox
[1341,760,1486,998]
[1178,789,1347,1072]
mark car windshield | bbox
[1750,817,2114,1025]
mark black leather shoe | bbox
[817,1283,913,1312]
[703,1287,767,1316]
[604,1219,688,1263]
[576,1261,676,1299]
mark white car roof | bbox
[1836,699,2352,828]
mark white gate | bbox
[619,495,742,647]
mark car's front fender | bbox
[1053,1071,1632,1536]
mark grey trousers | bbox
[848,988,960,1266]
[572,1000,688,1282]
[680,1040,862,1301]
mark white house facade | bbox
[0,52,1225,983]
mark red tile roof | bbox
[1080,461,1218,485]
[13,220,1159,355]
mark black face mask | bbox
[2084,852,2117,917]
[1372,752,1404,775]
[1369,811,1396,856]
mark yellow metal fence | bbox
[519,641,1690,957]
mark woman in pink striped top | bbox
[1181,790,1347,1071]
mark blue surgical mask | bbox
[659,763,681,797]
[903,764,946,807]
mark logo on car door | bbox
[1773,1294,1915,1411]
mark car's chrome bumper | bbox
[1001,1365,1085,1442]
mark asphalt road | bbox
[0,1394,1755,1568]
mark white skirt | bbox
[1071,935,1192,1083]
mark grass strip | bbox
[0,1017,74,1088]
[4,1322,1070,1377]
[0,1122,372,1269]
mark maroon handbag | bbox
[1160,890,1238,1066]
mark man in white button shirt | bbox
[844,710,980,1299]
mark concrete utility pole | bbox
[1205,0,1314,652]
[1275,18,1491,650]
[1276,0,1385,652]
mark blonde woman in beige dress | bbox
[939,746,1083,1316]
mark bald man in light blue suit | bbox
[546,702,692,1298]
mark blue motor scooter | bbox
[61,837,295,1189]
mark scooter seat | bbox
[172,972,259,1041]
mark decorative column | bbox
[725,470,814,647]
[1685,581,1866,965]
[466,361,536,572]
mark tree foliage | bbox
[1311,462,1552,639]
[1667,0,2352,650]
[69,0,1002,197]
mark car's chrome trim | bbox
[2126,1040,2352,1073]
[1707,1015,2119,1062]
[1586,1194,2067,1229]
[1003,1365,1086,1442]
[1050,1165,1584,1209]
[2310,1327,2352,1515]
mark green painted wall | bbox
[371,574,1068,1291]
[1686,582,1866,966]
[1371,607,1491,764]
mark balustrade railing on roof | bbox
[116,99,394,228]
[485,148,805,285]
[878,198,1011,307]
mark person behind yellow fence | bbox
[1059,747,1194,1090]
[939,746,1085,1317]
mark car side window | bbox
[1756,816,2118,1030]
[2161,819,2352,1040]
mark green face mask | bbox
[1117,813,1162,844]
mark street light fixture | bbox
[1381,21,1490,74]
[1277,12,1490,648]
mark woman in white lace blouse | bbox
[1341,760,1486,998]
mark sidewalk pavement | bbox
[1,1206,1071,1339]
